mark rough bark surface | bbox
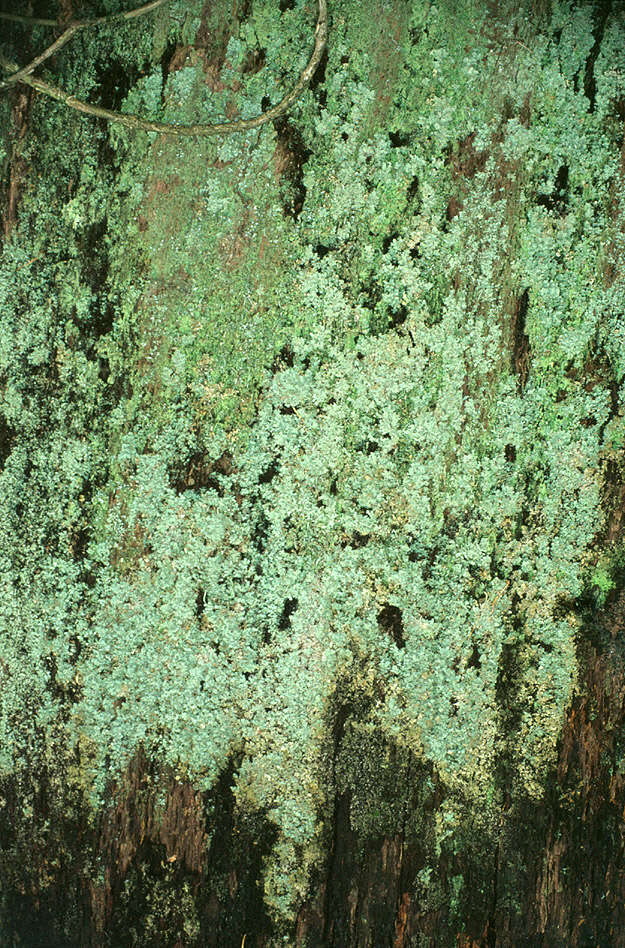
[1,1,624,946]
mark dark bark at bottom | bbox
[1,594,624,947]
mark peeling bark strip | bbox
[0,1,328,137]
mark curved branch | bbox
[0,0,328,137]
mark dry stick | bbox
[0,0,170,91]
[0,26,81,91]
[0,0,328,137]
[0,13,58,26]
[0,0,167,29]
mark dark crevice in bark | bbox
[97,751,279,945]
[309,45,328,109]
[583,1,612,114]
[510,288,531,393]
[322,702,353,946]
[0,414,15,470]
[159,38,179,99]
[272,115,312,220]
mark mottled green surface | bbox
[1,0,624,941]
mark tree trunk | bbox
[1,1,624,945]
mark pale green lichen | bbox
[0,0,624,940]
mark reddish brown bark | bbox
[2,88,31,239]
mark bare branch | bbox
[89,0,170,25]
[0,0,168,29]
[0,25,80,91]
[0,0,170,92]
[0,0,328,137]
[0,13,58,27]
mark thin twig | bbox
[0,0,328,137]
[0,0,168,29]
[0,13,58,26]
[0,0,170,91]
[0,25,80,90]
[83,0,170,28]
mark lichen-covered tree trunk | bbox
[1,1,624,945]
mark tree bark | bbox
[1,1,624,945]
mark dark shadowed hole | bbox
[382,231,399,254]
[94,56,150,112]
[341,531,370,550]
[390,306,408,328]
[271,342,294,372]
[253,512,269,553]
[314,243,331,258]
[389,130,411,147]
[259,461,279,485]
[355,439,378,455]
[467,644,481,670]
[309,45,328,93]
[536,164,569,214]
[377,603,406,649]
[170,449,233,495]
[406,175,420,204]
[195,588,204,620]
[505,444,517,462]
[278,597,298,630]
